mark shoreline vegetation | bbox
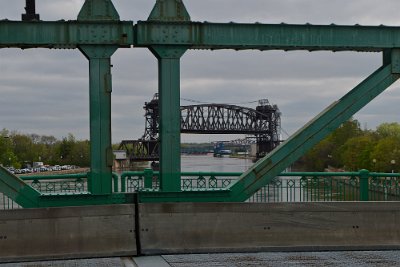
[18,167,90,177]
[3,119,400,173]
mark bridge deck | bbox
[2,251,400,267]
[2,202,400,263]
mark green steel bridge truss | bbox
[1,0,400,207]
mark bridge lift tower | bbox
[1,0,400,207]
[119,94,281,163]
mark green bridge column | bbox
[79,46,117,195]
[147,0,190,192]
[150,47,187,192]
[77,0,119,195]
[359,169,370,201]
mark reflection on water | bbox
[182,154,252,172]
[123,154,253,173]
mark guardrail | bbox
[0,172,117,210]
[120,169,400,202]
[21,173,89,193]
[19,172,120,193]
[2,169,400,210]
[1,194,21,210]
[120,171,241,192]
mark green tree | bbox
[0,129,19,167]
[376,122,400,139]
[11,133,35,167]
[329,119,362,145]
[70,140,90,167]
[370,137,400,172]
[300,119,362,171]
[1,129,90,168]
[302,139,334,171]
[56,133,76,164]
[339,134,376,171]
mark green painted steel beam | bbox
[3,20,400,52]
[148,0,190,22]
[147,0,190,193]
[227,50,400,202]
[78,0,120,21]
[80,45,117,195]
[137,50,400,202]
[77,1,119,195]
[0,21,133,48]
[135,22,400,51]
[150,46,187,192]
[0,166,40,208]
[3,21,400,51]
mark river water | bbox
[181,154,252,173]
[0,155,363,208]
[0,155,296,210]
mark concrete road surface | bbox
[2,251,400,266]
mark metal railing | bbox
[120,171,241,192]
[248,171,400,202]
[120,169,400,202]
[21,173,89,193]
[2,169,400,210]
[248,173,360,203]
[1,194,21,210]
[0,172,119,210]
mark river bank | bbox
[18,168,89,177]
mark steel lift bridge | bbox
[1,0,400,207]
[119,94,281,162]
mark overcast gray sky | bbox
[1,0,400,143]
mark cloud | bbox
[1,0,400,144]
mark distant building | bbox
[113,150,128,171]
[113,150,127,160]
[249,144,257,158]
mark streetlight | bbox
[372,158,377,171]
[391,159,396,173]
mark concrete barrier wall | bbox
[0,204,136,263]
[139,202,400,254]
[3,202,400,261]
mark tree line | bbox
[3,119,400,172]
[0,129,90,168]
[298,120,400,172]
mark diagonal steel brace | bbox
[228,50,400,201]
[0,166,40,208]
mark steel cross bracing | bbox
[1,0,400,206]
[181,103,280,135]
[119,139,160,162]
[119,95,281,162]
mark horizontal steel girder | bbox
[135,22,400,51]
[0,21,133,48]
[3,21,400,51]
